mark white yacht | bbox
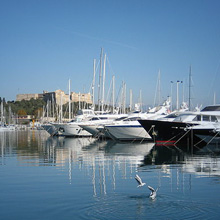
[139,104,220,146]
[55,109,95,137]
[78,114,127,137]
[102,100,171,141]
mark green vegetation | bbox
[1,98,46,119]
[0,97,93,121]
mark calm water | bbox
[1,130,220,220]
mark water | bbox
[1,130,220,220]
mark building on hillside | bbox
[16,93,41,101]
[71,92,92,104]
[16,90,92,106]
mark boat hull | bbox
[105,124,151,141]
[57,123,92,137]
[138,119,202,145]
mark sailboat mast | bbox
[1,101,3,125]
[158,69,161,105]
[129,89,132,112]
[102,53,106,113]
[98,48,103,111]
[122,82,126,114]
[139,89,142,112]
[60,93,63,123]
[68,79,71,121]
[92,59,96,109]
[154,69,161,107]
[112,75,115,112]
[189,65,192,111]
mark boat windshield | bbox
[164,113,180,118]
[193,115,218,122]
[201,105,220,111]
[124,117,141,121]
[173,114,196,122]
[115,116,127,121]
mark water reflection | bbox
[142,142,220,177]
[1,130,220,219]
[1,131,220,176]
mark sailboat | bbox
[0,101,15,131]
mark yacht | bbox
[78,114,127,137]
[138,104,220,146]
[102,100,171,141]
[54,109,95,137]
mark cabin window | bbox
[91,117,99,121]
[203,115,209,121]
[195,115,201,121]
[211,116,217,122]
[77,110,83,115]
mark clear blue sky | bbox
[1,0,220,108]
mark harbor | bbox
[1,129,220,219]
[1,1,220,219]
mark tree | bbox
[17,109,27,115]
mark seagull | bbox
[135,174,146,187]
[148,185,158,200]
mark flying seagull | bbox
[148,185,158,200]
[135,174,146,187]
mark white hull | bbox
[57,123,92,137]
[78,115,127,137]
[105,123,151,141]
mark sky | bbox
[0,0,220,109]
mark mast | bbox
[154,69,161,107]
[124,83,126,113]
[112,75,115,112]
[170,81,173,111]
[92,59,96,109]
[139,89,142,112]
[47,100,49,122]
[52,93,55,120]
[101,53,106,113]
[60,92,63,123]
[129,89,132,112]
[1,101,3,125]
[188,65,192,111]
[98,48,103,111]
[79,92,81,110]
[122,82,126,114]
[176,80,180,110]
[68,79,71,121]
